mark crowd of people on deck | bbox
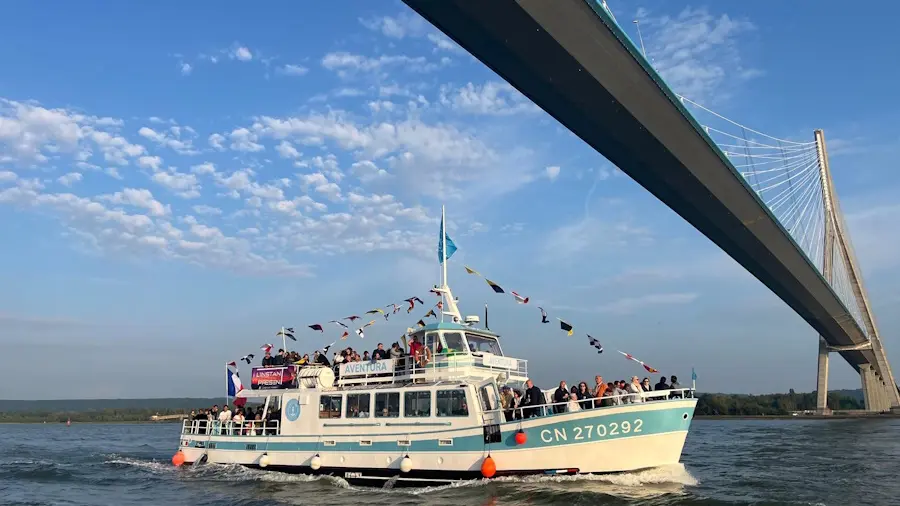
[260,338,432,379]
[500,374,683,421]
[187,403,281,435]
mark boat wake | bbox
[105,456,695,501]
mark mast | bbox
[441,205,448,324]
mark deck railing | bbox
[483,387,696,421]
[181,419,280,436]
[337,353,528,386]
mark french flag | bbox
[226,362,247,407]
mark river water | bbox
[1,419,898,506]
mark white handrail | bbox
[487,387,695,421]
[181,419,280,436]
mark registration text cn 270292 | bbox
[539,419,643,443]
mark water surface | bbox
[2,419,898,505]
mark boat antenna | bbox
[484,303,489,330]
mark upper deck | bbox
[243,322,528,394]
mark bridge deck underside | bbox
[403,0,876,371]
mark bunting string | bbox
[462,264,661,374]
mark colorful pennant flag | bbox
[438,214,458,263]
[329,320,348,329]
[424,309,436,318]
[416,319,426,328]
[343,315,360,322]
[464,265,480,276]
[340,331,349,340]
[240,354,255,364]
[485,279,505,294]
[387,303,401,314]
[366,308,384,316]
[260,343,273,353]
[538,307,549,324]
[587,335,603,354]
[618,351,659,373]
[511,291,529,304]
[558,318,573,336]
[308,324,324,332]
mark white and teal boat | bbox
[174,209,697,487]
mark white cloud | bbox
[359,13,426,39]
[192,204,222,216]
[228,127,264,152]
[0,171,16,183]
[440,81,538,116]
[208,133,226,151]
[637,7,760,102]
[254,111,534,200]
[137,155,163,170]
[102,188,170,216]
[321,52,445,78]
[191,162,216,175]
[180,62,192,76]
[545,166,561,181]
[151,169,201,199]
[57,172,83,187]
[278,64,309,76]
[351,160,389,182]
[275,140,300,159]
[138,126,198,155]
[231,45,253,61]
[427,33,465,54]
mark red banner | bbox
[250,366,298,390]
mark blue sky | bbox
[2,1,900,399]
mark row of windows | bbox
[319,389,469,419]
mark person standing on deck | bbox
[521,379,544,418]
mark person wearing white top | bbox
[626,377,644,403]
[567,390,582,412]
[231,411,245,435]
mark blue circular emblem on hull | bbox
[285,399,301,421]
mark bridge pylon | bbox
[813,129,900,413]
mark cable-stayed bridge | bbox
[403,0,900,412]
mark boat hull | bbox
[178,398,696,487]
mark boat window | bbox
[465,333,502,355]
[374,392,400,418]
[442,332,466,354]
[436,389,469,417]
[345,393,371,418]
[319,394,342,419]
[425,332,439,355]
[404,391,431,417]
[479,385,497,411]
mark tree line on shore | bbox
[695,390,863,415]
[0,391,866,422]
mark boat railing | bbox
[181,419,280,436]
[484,387,696,421]
[337,353,528,386]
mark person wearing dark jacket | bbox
[654,377,669,392]
[372,343,389,361]
[521,379,545,418]
[271,350,285,366]
[552,381,569,414]
[313,351,330,367]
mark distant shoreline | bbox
[695,413,900,420]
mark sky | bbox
[2,1,900,399]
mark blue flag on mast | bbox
[437,215,457,263]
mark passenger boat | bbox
[173,210,698,488]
